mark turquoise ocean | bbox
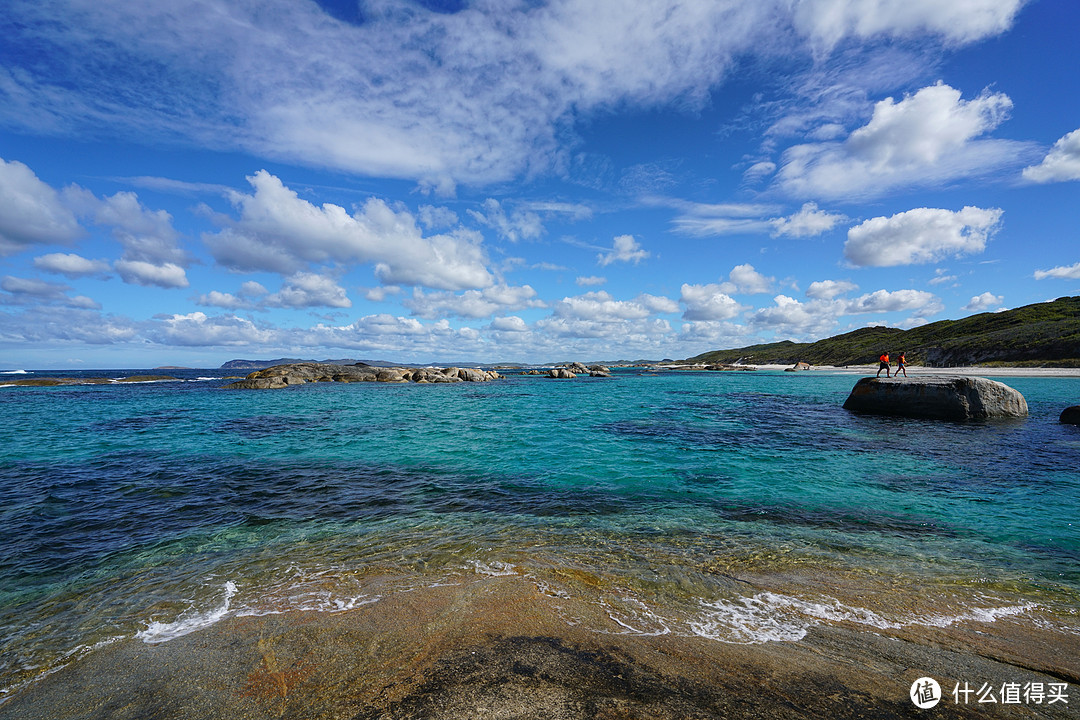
[2,368,1079,700]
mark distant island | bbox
[686,296,1080,368]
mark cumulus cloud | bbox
[264,272,352,309]
[204,171,494,291]
[1034,262,1080,280]
[806,279,858,300]
[490,316,529,333]
[725,264,775,295]
[749,295,839,337]
[1022,128,1080,183]
[680,284,746,321]
[597,235,649,266]
[150,311,276,347]
[404,284,545,320]
[844,289,942,317]
[777,83,1031,200]
[114,260,189,289]
[0,156,82,256]
[963,291,1004,312]
[33,252,111,278]
[844,206,1002,267]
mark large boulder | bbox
[548,368,576,379]
[1061,406,1080,425]
[842,376,1028,420]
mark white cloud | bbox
[1022,128,1080,183]
[466,199,543,242]
[770,202,847,237]
[576,275,606,287]
[1034,262,1080,281]
[418,205,459,230]
[806,279,858,299]
[33,252,110,278]
[598,235,649,266]
[204,171,494,291]
[671,201,841,238]
[844,289,942,316]
[777,83,1030,200]
[554,291,653,321]
[743,161,777,183]
[636,294,680,315]
[793,0,1025,49]
[404,284,545,320]
[844,206,1002,267]
[196,290,256,311]
[963,291,1004,312]
[264,272,352,309]
[725,264,774,295]
[114,260,190,289]
[151,311,276,347]
[0,156,82,256]
[748,295,839,337]
[490,316,529,333]
[679,284,746,321]
[928,270,958,286]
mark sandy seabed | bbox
[2,573,1076,720]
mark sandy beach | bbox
[750,364,1080,379]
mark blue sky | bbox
[1,0,1078,369]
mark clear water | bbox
[2,368,1079,697]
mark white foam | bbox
[467,560,518,577]
[0,370,28,375]
[690,591,1036,645]
[602,596,671,636]
[136,581,237,644]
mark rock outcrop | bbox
[842,376,1027,420]
[1061,406,1080,425]
[225,363,501,389]
[785,362,811,372]
[548,368,576,379]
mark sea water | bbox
[1,368,1078,699]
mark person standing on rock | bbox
[876,352,891,378]
[896,352,908,377]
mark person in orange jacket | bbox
[876,352,891,377]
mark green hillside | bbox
[686,296,1080,367]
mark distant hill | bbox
[686,296,1080,367]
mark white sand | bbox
[750,363,1080,378]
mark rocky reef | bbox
[224,363,502,389]
[842,376,1028,420]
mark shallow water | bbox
[2,368,1079,700]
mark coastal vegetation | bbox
[687,296,1080,367]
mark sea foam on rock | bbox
[842,376,1028,420]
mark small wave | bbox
[0,370,29,375]
[689,591,1036,645]
[136,581,237,644]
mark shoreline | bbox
[745,363,1080,378]
[2,574,1075,719]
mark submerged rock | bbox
[1061,406,1080,425]
[842,376,1028,420]
[225,363,500,389]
